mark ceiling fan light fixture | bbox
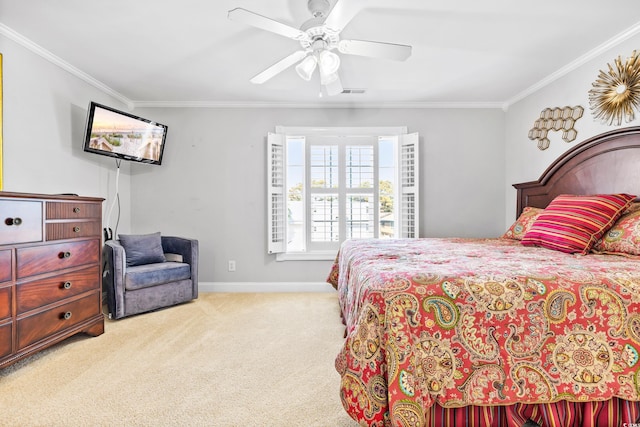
[295,55,318,81]
[318,49,340,75]
[228,1,413,94]
[320,69,339,85]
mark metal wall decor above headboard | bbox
[589,50,640,126]
[527,106,584,150]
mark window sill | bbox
[275,251,338,261]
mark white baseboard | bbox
[198,282,336,293]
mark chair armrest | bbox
[103,240,127,319]
[161,236,199,297]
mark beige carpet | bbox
[0,293,358,427]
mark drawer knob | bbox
[62,311,72,320]
[59,251,72,259]
[73,226,80,233]
[73,207,80,213]
[4,217,22,226]
[63,281,72,290]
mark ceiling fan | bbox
[228,0,412,96]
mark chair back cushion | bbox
[119,232,167,267]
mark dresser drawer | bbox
[17,292,100,350]
[0,200,43,245]
[17,265,100,313]
[16,239,100,279]
[0,286,11,320]
[0,250,10,283]
[0,322,12,359]
[46,221,102,240]
[46,202,101,219]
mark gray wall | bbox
[1,30,507,285]
[9,28,640,284]
[504,33,640,227]
[0,34,133,233]
[130,107,506,283]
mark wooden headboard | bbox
[514,126,640,217]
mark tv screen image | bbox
[83,102,168,165]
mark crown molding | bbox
[0,22,502,110]
[3,19,639,112]
[504,21,640,109]
[131,100,504,109]
[0,23,134,109]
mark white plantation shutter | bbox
[267,132,286,254]
[399,132,419,238]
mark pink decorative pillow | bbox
[592,202,640,256]
[502,206,544,240]
[521,193,636,254]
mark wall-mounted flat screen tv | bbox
[83,102,168,165]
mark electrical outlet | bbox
[228,260,236,272]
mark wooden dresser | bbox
[0,191,104,368]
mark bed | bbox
[328,127,640,427]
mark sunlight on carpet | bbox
[0,293,357,427]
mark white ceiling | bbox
[1,0,639,108]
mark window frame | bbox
[268,126,418,261]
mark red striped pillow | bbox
[521,193,636,254]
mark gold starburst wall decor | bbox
[588,50,640,126]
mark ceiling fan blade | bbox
[338,39,412,61]
[228,8,308,41]
[325,74,344,96]
[250,50,308,84]
[322,0,366,32]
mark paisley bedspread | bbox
[328,238,640,426]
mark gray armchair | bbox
[103,235,199,319]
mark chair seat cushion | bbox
[124,262,191,291]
